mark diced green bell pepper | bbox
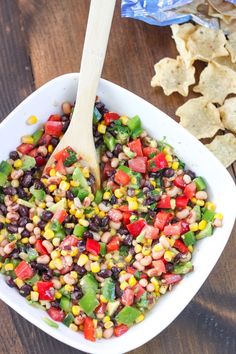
[73,224,87,237]
[94,190,103,204]
[116,306,141,325]
[77,188,89,201]
[32,129,43,145]
[80,273,98,293]
[72,167,89,190]
[43,317,59,329]
[193,205,201,221]
[48,198,66,213]
[102,278,115,302]
[18,199,35,208]
[64,149,77,167]
[99,242,106,256]
[104,133,116,152]
[93,106,102,123]
[118,165,132,175]
[127,115,141,132]
[182,231,196,246]
[131,127,143,139]
[123,146,135,159]
[173,261,193,275]
[22,156,36,171]
[137,292,148,309]
[0,173,7,187]
[60,296,72,312]
[79,289,99,315]
[107,300,120,316]
[196,222,213,240]
[202,209,215,222]
[26,273,40,286]
[0,161,12,176]
[119,245,129,257]
[194,177,207,191]
[30,187,46,201]
[63,313,74,327]
[27,248,39,261]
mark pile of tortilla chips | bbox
[151,23,236,168]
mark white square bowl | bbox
[0,73,235,354]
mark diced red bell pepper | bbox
[154,211,173,230]
[52,209,68,224]
[54,148,70,162]
[48,114,61,122]
[38,133,51,146]
[84,317,96,342]
[28,148,38,157]
[184,181,196,199]
[108,209,123,222]
[122,211,131,225]
[173,175,186,189]
[45,121,63,137]
[104,112,120,125]
[143,225,159,239]
[128,138,143,157]
[121,288,134,306]
[143,147,158,158]
[14,260,34,280]
[95,303,107,315]
[55,159,67,175]
[114,324,129,337]
[118,204,129,212]
[152,259,166,274]
[127,219,146,237]
[60,235,79,250]
[103,162,114,179]
[86,238,100,255]
[147,152,167,172]
[132,283,145,300]
[106,236,120,253]
[162,273,182,284]
[128,157,147,173]
[163,222,182,236]
[174,239,189,253]
[114,169,130,186]
[35,240,48,255]
[176,196,189,209]
[47,307,65,322]
[157,195,171,209]
[37,281,54,301]
[17,143,34,155]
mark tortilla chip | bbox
[176,0,208,15]
[187,26,228,62]
[208,5,232,23]
[208,0,236,18]
[176,97,224,139]
[171,23,196,64]
[220,19,236,35]
[193,61,236,104]
[151,56,195,96]
[226,32,236,63]
[219,97,236,133]
[206,133,236,167]
[213,56,236,71]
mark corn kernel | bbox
[97,211,105,218]
[43,229,55,240]
[48,184,57,192]
[124,254,132,263]
[55,291,62,299]
[14,159,23,169]
[134,244,142,253]
[103,316,110,323]
[52,238,60,247]
[82,167,90,178]
[0,262,2,269]
[188,245,193,252]
[96,327,103,339]
[91,262,100,273]
[69,208,76,215]
[100,295,108,303]
[5,263,14,271]
[47,144,53,153]
[168,238,175,247]
[104,321,114,329]
[163,147,171,154]
[103,191,111,200]
[51,250,61,259]
[110,228,116,236]
[120,115,128,125]
[165,154,173,162]
[191,197,197,204]
[26,115,38,125]
[70,180,80,187]
[70,248,79,257]
[14,278,24,288]
[41,178,48,186]
[129,275,137,287]
[89,254,99,261]
[196,200,205,206]
[32,215,40,224]
[114,189,123,199]
[70,271,78,279]
[21,237,29,244]
[97,124,107,134]
[79,219,89,227]
[61,250,68,256]
[198,220,207,230]
[164,250,176,262]
[75,210,83,219]
[38,202,46,209]
[30,291,39,302]
[189,223,199,232]
[127,197,138,211]
[53,258,63,270]
[59,181,70,191]
[65,284,74,292]
[49,260,56,270]
[205,202,216,211]
[214,213,223,220]
[77,254,89,266]
[93,319,98,328]
[69,324,78,332]
[172,161,179,170]
[153,244,164,252]
[142,246,151,256]
[135,314,145,323]
[21,135,34,144]
[120,281,129,290]
[150,180,156,188]
[49,168,56,177]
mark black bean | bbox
[42,269,53,281]
[66,190,74,200]
[38,220,47,229]
[184,169,196,179]
[95,137,103,148]
[118,228,128,235]
[18,205,29,217]
[3,187,16,196]
[87,174,95,187]
[115,283,123,298]
[20,284,32,297]
[65,227,73,235]
[21,174,33,188]
[106,151,113,158]
[0,222,4,230]
[97,269,112,278]
[150,171,162,179]
[10,248,20,259]
[18,217,30,227]
[77,240,86,252]
[50,137,59,147]
[122,234,133,246]
[7,224,18,233]
[17,187,28,199]
[71,287,83,302]
[70,215,77,224]
[73,264,86,276]
[111,267,120,280]
[162,168,175,178]
[41,210,53,222]
[21,229,30,237]
[0,204,7,216]
[61,115,69,122]
[34,263,48,273]
[129,246,135,256]
[34,179,45,190]
[50,300,60,309]
[9,151,20,160]
[165,263,174,272]
[113,143,122,157]
[6,277,15,288]
[173,253,182,265]
[95,102,108,115]
[144,180,154,190]
[110,195,117,205]
[100,216,109,227]
[62,121,70,133]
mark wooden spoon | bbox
[44,0,116,188]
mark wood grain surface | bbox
[0,1,235,354]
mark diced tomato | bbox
[114,324,129,337]
[48,114,61,122]
[104,112,120,125]
[147,153,167,172]
[174,239,189,253]
[38,133,51,146]
[55,159,67,175]
[173,175,186,189]
[114,169,130,186]
[162,273,182,284]
[163,222,182,236]
[35,156,47,167]
[52,209,68,224]
[84,317,95,342]
[37,281,54,301]
[180,221,189,234]
[142,147,158,158]
[122,211,131,225]
[45,121,63,137]
[128,139,143,157]
[176,196,189,209]
[103,162,114,179]
[126,266,136,275]
[35,240,48,255]
[28,148,38,157]
[108,209,123,222]
[60,265,73,275]
[86,238,100,255]
[152,259,166,274]
[118,204,129,212]
[132,283,145,300]
[127,219,146,237]
[184,181,196,199]
[95,303,107,315]
[143,225,159,239]
[60,235,79,250]
[128,157,147,173]
[54,148,70,162]
[17,143,34,155]
[154,211,173,230]
[157,195,171,209]
[14,261,34,280]
[47,307,65,322]
[121,288,134,306]
[106,236,120,253]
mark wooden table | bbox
[0,1,235,353]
